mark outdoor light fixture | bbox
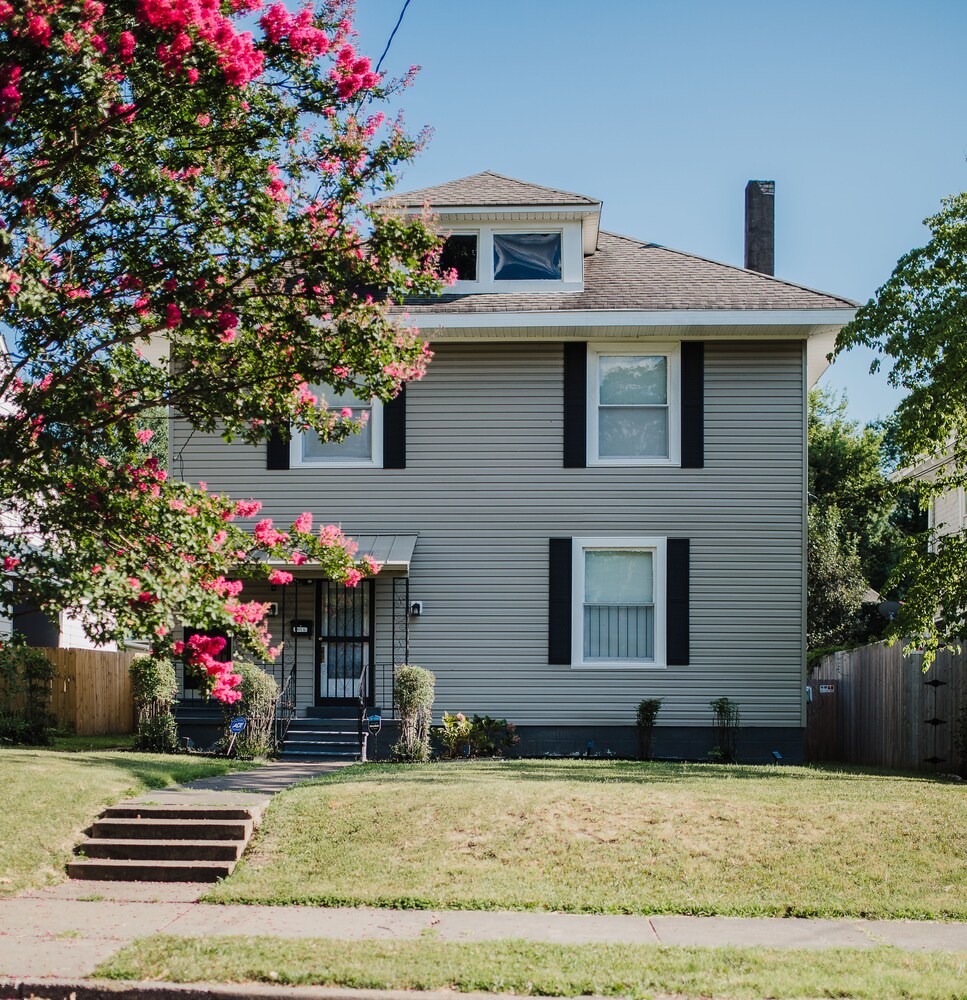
[409,601,424,616]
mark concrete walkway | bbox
[2,761,966,983]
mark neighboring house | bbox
[172,171,857,762]
[902,447,966,545]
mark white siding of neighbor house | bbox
[172,339,807,730]
[930,487,965,539]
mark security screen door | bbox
[315,579,374,706]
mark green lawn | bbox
[96,936,967,1000]
[205,759,967,919]
[0,744,254,895]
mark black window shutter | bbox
[563,343,587,468]
[548,538,572,664]
[681,342,704,468]
[382,385,406,469]
[666,538,690,666]
[266,425,290,470]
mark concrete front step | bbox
[75,838,245,861]
[90,817,252,841]
[279,749,359,760]
[66,858,235,882]
[71,803,262,883]
[103,805,256,821]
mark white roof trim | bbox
[407,308,856,330]
[267,533,418,575]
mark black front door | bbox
[315,579,374,706]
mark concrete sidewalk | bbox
[3,883,967,979]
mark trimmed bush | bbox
[392,664,434,762]
[635,698,662,760]
[709,696,740,763]
[0,636,55,745]
[130,654,179,754]
[222,660,278,758]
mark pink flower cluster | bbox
[173,633,241,703]
[253,517,288,548]
[135,0,265,86]
[0,65,21,122]
[260,4,330,59]
[330,43,379,100]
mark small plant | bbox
[466,714,520,757]
[635,698,662,761]
[392,664,435,762]
[130,654,179,754]
[222,660,278,758]
[0,636,56,745]
[438,711,472,759]
[709,696,740,763]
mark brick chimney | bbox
[744,180,775,275]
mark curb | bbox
[2,980,560,1000]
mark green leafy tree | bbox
[834,191,967,663]
[806,503,868,650]
[0,2,445,698]
[808,389,921,598]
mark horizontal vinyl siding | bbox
[173,340,806,728]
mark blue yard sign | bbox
[229,717,248,734]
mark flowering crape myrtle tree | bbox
[0,1,445,701]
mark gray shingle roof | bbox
[397,231,857,313]
[375,170,600,208]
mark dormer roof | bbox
[375,171,602,255]
[374,170,600,208]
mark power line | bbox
[374,0,413,75]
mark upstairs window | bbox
[588,344,681,465]
[493,233,561,280]
[439,234,477,281]
[292,385,382,468]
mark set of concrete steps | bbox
[280,712,363,761]
[67,804,262,882]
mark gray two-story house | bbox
[173,171,855,762]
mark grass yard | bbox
[206,759,967,919]
[96,935,967,1000]
[0,744,254,895]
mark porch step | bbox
[70,804,261,883]
[279,748,359,759]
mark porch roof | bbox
[353,533,418,573]
[267,533,418,575]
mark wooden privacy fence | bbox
[41,648,137,736]
[806,641,966,774]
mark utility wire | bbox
[374,0,413,74]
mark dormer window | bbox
[439,222,582,294]
[493,233,561,281]
[440,234,478,281]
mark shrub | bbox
[438,711,472,759]
[466,714,519,757]
[392,664,435,762]
[222,660,278,758]
[709,696,740,763]
[0,636,55,745]
[130,654,179,754]
[635,698,662,760]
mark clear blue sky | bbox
[351,0,967,426]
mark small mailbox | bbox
[290,619,313,637]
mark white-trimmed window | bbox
[588,343,680,465]
[290,386,383,468]
[571,537,666,668]
[440,221,583,293]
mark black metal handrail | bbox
[274,667,297,750]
